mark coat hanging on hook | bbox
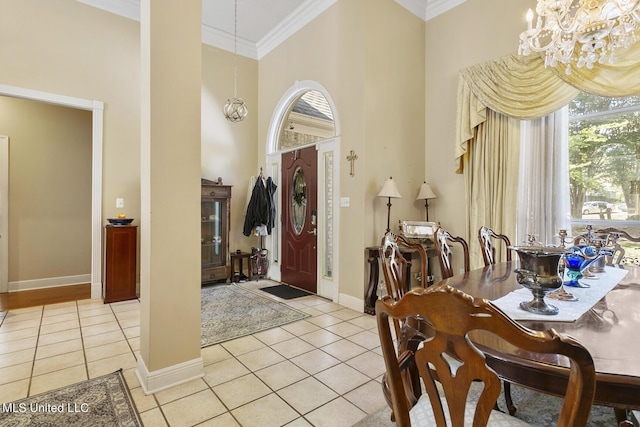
[243,170,277,237]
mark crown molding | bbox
[256,0,337,60]
[424,0,467,21]
[202,25,258,60]
[395,0,427,20]
[395,0,467,21]
[77,0,465,60]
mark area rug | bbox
[201,284,310,348]
[352,382,618,427]
[259,284,313,300]
[0,369,141,426]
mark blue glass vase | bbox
[563,246,601,288]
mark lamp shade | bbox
[416,182,437,200]
[377,177,402,199]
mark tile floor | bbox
[0,280,388,426]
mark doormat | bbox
[201,284,309,348]
[259,284,313,300]
[0,369,141,427]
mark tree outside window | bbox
[569,92,640,260]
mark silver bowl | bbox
[510,246,569,315]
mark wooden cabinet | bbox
[104,225,138,303]
[201,179,231,284]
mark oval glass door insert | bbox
[291,166,307,235]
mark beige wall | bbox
[424,0,536,248]
[0,96,92,283]
[1,0,540,306]
[0,0,142,290]
[258,0,426,301]
[201,45,259,254]
[0,0,142,223]
[0,0,259,278]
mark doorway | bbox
[0,85,104,298]
[265,81,340,301]
[281,146,318,293]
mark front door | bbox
[281,146,317,293]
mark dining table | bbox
[441,261,640,423]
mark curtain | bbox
[464,110,520,269]
[455,46,640,264]
[455,54,577,267]
[516,109,571,248]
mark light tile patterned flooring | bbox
[0,281,387,426]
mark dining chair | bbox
[376,284,597,427]
[478,226,512,267]
[379,232,428,300]
[595,227,640,265]
[434,226,470,279]
[477,226,516,415]
[378,232,430,420]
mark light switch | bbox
[340,197,350,208]
[116,198,124,208]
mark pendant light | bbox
[223,0,248,122]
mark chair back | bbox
[434,227,469,279]
[379,232,428,300]
[574,227,639,265]
[376,284,596,427]
[378,232,430,416]
[596,227,640,265]
[478,226,512,267]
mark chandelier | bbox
[518,0,640,74]
[223,0,248,122]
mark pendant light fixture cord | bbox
[233,0,238,98]
[222,0,248,122]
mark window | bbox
[568,92,640,261]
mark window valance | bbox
[551,40,640,98]
[455,54,578,172]
[455,42,640,173]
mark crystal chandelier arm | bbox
[519,0,640,72]
[519,12,565,54]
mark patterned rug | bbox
[352,382,618,426]
[0,370,141,426]
[201,284,310,348]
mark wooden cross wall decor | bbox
[346,150,358,177]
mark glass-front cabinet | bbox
[201,179,231,284]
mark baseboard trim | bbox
[338,292,364,313]
[8,274,91,292]
[91,281,102,299]
[136,355,204,395]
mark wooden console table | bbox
[364,244,437,315]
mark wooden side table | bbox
[104,225,138,304]
[229,251,253,282]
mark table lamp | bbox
[377,177,402,233]
[416,182,437,221]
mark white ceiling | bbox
[77,0,466,60]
